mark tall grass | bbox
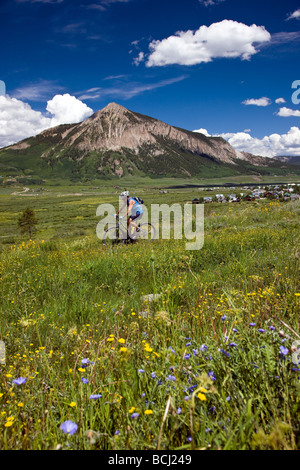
[0,199,299,449]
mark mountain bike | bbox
[102,215,156,246]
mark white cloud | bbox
[146,20,271,67]
[275,97,286,104]
[286,9,300,20]
[198,0,225,6]
[277,107,300,117]
[242,97,272,107]
[77,75,188,100]
[46,93,93,126]
[193,128,211,136]
[133,52,145,66]
[0,94,93,148]
[12,80,64,101]
[215,127,300,157]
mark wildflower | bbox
[233,328,238,333]
[82,378,88,384]
[229,342,237,347]
[197,393,207,401]
[177,407,182,415]
[279,346,289,356]
[138,369,145,373]
[184,354,191,360]
[12,377,27,386]
[249,323,256,327]
[258,329,265,333]
[81,358,90,365]
[221,315,227,321]
[115,430,120,435]
[131,413,139,419]
[69,402,77,408]
[118,338,126,344]
[89,394,102,399]
[186,436,192,442]
[192,349,198,356]
[200,344,207,352]
[144,410,153,415]
[120,347,127,352]
[60,420,78,435]
[220,349,231,358]
[166,375,176,381]
[269,326,275,331]
[186,342,192,346]
[150,372,156,379]
[226,396,231,402]
[168,346,176,354]
[207,371,216,381]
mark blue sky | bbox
[1,0,300,156]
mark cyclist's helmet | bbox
[120,191,129,198]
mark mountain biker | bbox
[117,191,144,238]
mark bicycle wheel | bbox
[103,227,127,246]
[137,223,156,241]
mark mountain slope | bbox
[0,102,298,180]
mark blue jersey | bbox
[127,197,143,215]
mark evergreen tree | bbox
[18,208,38,239]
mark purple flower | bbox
[258,329,265,333]
[208,371,216,381]
[184,354,191,360]
[186,342,192,346]
[60,420,78,435]
[186,436,192,442]
[131,413,139,419]
[115,430,120,435]
[229,342,237,347]
[177,407,182,415]
[166,375,176,382]
[221,315,227,321]
[12,377,27,385]
[205,428,211,433]
[279,346,289,356]
[89,394,102,399]
[269,326,275,331]
[81,358,90,365]
[184,396,190,401]
[168,347,176,354]
[233,328,238,333]
[138,369,145,373]
[226,396,231,402]
[150,372,156,379]
[82,378,88,384]
[220,349,231,358]
[249,323,256,327]
[200,344,207,352]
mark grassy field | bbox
[0,181,299,450]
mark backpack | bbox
[134,196,144,205]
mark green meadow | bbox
[0,180,299,450]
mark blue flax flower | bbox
[12,377,27,385]
[89,394,102,399]
[60,420,78,435]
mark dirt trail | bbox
[11,187,30,195]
